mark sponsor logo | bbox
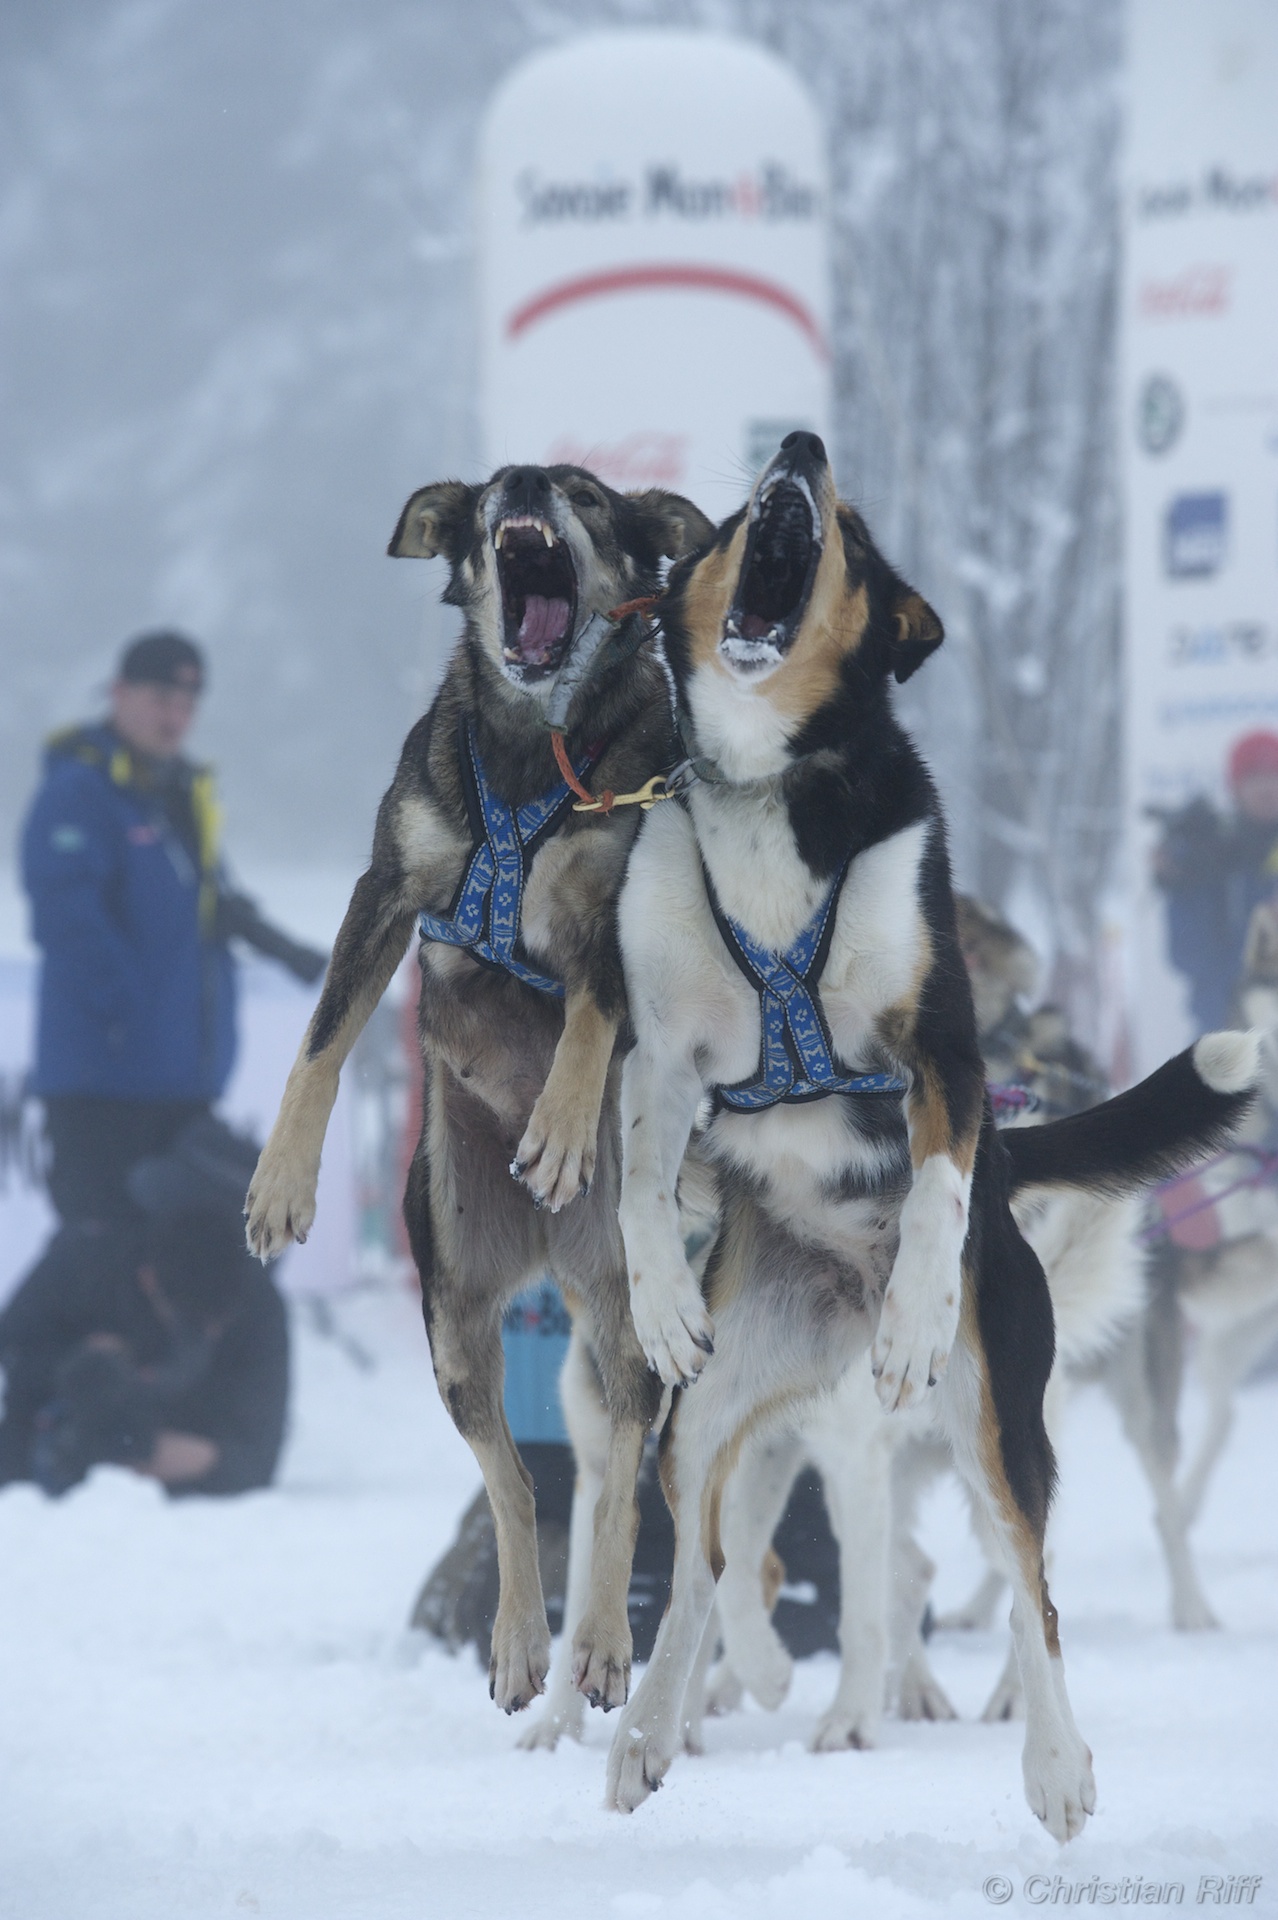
[544,430,688,488]
[1137,373,1185,455]
[1136,165,1278,219]
[1169,620,1277,666]
[1138,264,1231,319]
[1163,491,1228,579]
[507,266,828,359]
[518,162,819,226]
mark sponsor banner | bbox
[1122,0,1278,1073]
[478,31,830,518]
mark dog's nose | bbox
[501,467,553,518]
[780,431,827,465]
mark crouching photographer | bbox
[0,1116,287,1497]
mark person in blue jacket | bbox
[1153,729,1278,1032]
[21,630,326,1227]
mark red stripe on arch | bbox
[505,263,829,362]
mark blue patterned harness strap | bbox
[707,861,908,1113]
[416,724,600,998]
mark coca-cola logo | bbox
[518,162,819,226]
[544,431,689,488]
[1138,265,1231,319]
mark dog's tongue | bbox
[518,595,571,663]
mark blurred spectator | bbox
[0,1114,287,1498]
[19,630,327,1228]
[1153,730,1278,1033]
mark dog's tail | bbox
[1002,1031,1261,1201]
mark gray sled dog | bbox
[246,464,710,1715]
[602,431,1259,1841]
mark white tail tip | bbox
[1192,1029,1262,1095]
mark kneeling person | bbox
[0,1124,288,1497]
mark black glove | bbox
[213,890,328,984]
[30,1343,161,1495]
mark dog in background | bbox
[945,892,1278,1637]
[247,464,711,1714]
[1092,903,1278,1629]
[602,431,1259,1840]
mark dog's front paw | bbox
[489,1607,551,1715]
[628,1262,714,1388]
[572,1613,631,1712]
[896,1648,958,1722]
[871,1265,960,1412]
[607,1720,674,1812]
[516,1693,584,1751]
[512,1088,598,1213]
[244,1137,319,1261]
[810,1701,879,1752]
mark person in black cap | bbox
[0,1114,289,1497]
[19,629,328,1229]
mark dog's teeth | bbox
[494,525,505,549]
[540,522,555,547]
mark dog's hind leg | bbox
[408,1081,552,1713]
[605,1382,734,1811]
[680,1601,722,1756]
[713,1425,805,1712]
[977,1364,1069,1723]
[1100,1292,1219,1630]
[606,1220,857,1812]
[935,1565,1006,1633]
[805,1363,893,1752]
[421,1284,549,1710]
[1179,1288,1278,1526]
[942,1195,1095,1843]
[520,1321,606,1750]
[549,1142,665,1714]
[888,1434,958,1721]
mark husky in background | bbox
[247,464,711,1716]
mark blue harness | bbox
[707,862,908,1114]
[416,724,600,998]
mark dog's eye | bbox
[571,488,600,510]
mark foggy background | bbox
[1,0,1122,1031]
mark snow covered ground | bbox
[1,1282,1275,1920]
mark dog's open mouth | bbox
[495,515,578,679]
[721,478,821,674]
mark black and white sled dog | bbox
[246,463,711,1714]
[701,1184,1148,1748]
[603,431,1260,1840]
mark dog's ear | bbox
[890,587,944,683]
[388,481,479,560]
[625,489,716,563]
